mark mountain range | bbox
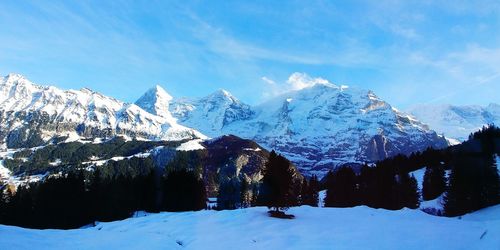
[0,74,204,150]
[136,77,448,176]
[1,73,449,177]
[408,104,500,142]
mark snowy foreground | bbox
[1,205,500,250]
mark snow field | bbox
[1,205,499,250]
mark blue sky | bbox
[1,0,499,109]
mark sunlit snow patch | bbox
[176,139,205,151]
[243,147,262,152]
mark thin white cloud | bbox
[408,44,500,104]
[261,76,276,85]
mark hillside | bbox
[0,135,283,197]
[0,205,498,249]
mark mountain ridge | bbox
[408,103,500,141]
[155,78,449,177]
[0,73,205,149]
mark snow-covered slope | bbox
[0,74,205,149]
[163,80,447,177]
[408,103,500,141]
[170,89,254,136]
[1,205,499,249]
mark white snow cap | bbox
[135,84,174,118]
[153,84,173,101]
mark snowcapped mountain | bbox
[135,85,174,119]
[0,73,449,177]
[0,74,205,149]
[143,79,448,177]
[169,89,254,136]
[408,103,500,141]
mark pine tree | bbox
[240,178,251,208]
[140,169,160,212]
[422,164,446,201]
[163,169,207,212]
[217,178,241,210]
[445,154,500,216]
[325,167,358,207]
[258,150,296,213]
[0,186,5,224]
[300,175,319,207]
[358,164,376,207]
[398,173,420,209]
[299,179,309,205]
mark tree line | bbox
[323,125,500,216]
[0,167,206,229]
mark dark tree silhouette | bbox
[325,167,359,207]
[422,164,446,201]
[258,151,296,215]
[445,154,500,216]
[217,178,241,210]
[240,178,252,208]
[301,175,319,207]
[397,173,420,209]
[162,169,206,212]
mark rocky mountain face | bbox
[0,74,205,149]
[199,135,302,195]
[163,82,448,177]
[169,90,254,136]
[408,103,500,142]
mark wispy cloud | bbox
[261,76,276,85]
[0,1,499,107]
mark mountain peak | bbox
[203,89,239,104]
[210,89,233,98]
[4,73,25,80]
[2,73,31,86]
[135,84,174,118]
[218,89,231,97]
[153,84,173,101]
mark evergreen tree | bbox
[358,164,377,207]
[445,154,500,216]
[375,163,400,210]
[162,169,206,212]
[217,178,241,210]
[240,178,252,208]
[422,164,446,201]
[139,169,160,212]
[0,186,5,224]
[325,167,358,207]
[299,179,309,205]
[5,184,35,227]
[257,151,296,213]
[398,173,420,209]
[301,175,319,207]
